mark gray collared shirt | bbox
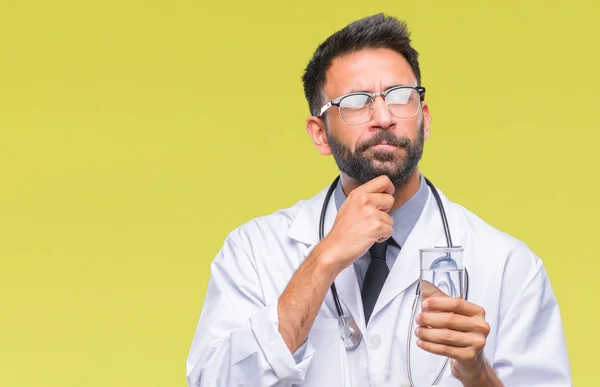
[333,174,430,290]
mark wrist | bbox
[453,357,499,387]
[452,357,483,383]
[309,238,344,280]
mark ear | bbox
[306,116,332,156]
[422,102,431,140]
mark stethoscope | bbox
[318,175,469,386]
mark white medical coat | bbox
[186,184,572,386]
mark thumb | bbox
[421,280,450,300]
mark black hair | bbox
[302,13,421,117]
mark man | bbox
[186,13,572,386]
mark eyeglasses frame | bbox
[317,85,426,125]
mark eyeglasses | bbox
[317,86,426,125]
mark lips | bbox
[370,142,397,149]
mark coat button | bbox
[368,334,381,349]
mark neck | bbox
[340,169,422,214]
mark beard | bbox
[326,122,425,187]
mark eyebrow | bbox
[344,83,413,94]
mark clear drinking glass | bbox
[406,247,465,387]
[419,247,465,300]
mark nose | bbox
[370,95,394,129]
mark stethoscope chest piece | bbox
[339,316,362,350]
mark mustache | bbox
[356,131,411,153]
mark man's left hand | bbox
[415,281,493,384]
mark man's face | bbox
[318,48,430,186]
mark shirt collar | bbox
[332,174,430,248]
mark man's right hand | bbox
[277,174,395,353]
[320,174,396,272]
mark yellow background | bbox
[1,1,597,386]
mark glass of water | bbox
[419,247,465,300]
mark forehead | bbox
[324,48,417,99]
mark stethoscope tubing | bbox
[318,175,469,386]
